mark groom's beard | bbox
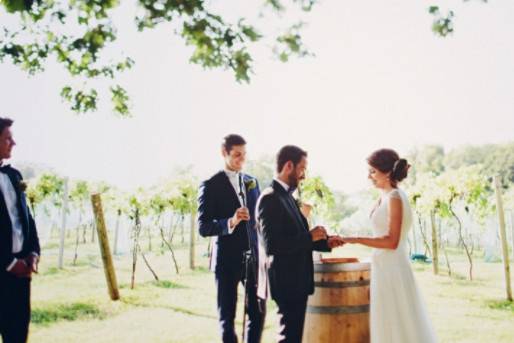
[288,174,300,189]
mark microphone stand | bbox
[238,174,257,343]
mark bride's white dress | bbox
[370,188,437,343]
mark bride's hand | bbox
[327,235,345,248]
[341,237,357,244]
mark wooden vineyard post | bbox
[511,210,514,262]
[113,209,121,255]
[58,178,69,269]
[493,176,512,301]
[91,193,120,301]
[430,211,439,275]
[190,209,196,270]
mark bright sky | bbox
[1,0,513,193]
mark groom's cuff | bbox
[218,218,231,236]
[227,220,236,235]
[6,258,17,271]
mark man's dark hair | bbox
[222,134,246,153]
[0,117,13,135]
[276,145,307,173]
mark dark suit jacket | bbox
[198,171,260,274]
[0,165,40,271]
[256,180,330,302]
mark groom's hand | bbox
[25,254,39,274]
[310,226,328,242]
[8,259,32,278]
[229,207,250,228]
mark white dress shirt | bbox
[224,168,246,234]
[0,171,24,271]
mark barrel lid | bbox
[321,257,359,264]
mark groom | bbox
[198,134,265,343]
[256,145,342,343]
[0,117,41,343]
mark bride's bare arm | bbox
[344,197,403,250]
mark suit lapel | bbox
[273,181,307,232]
[4,170,29,238]
[242,175,252,206]
[0,184,12,234]
[285,195,308,231]
[219,171,241,209]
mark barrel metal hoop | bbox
[314,279,370,288]
[314,262,371,273]
[307,304,370,314]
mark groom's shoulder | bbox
[258,186,278,203]
[3,165,22,178]
[202,171,225,185]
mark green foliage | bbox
[26,172,65,213]
[69,180,89,201]
[1,0,315,115]
[323,191,357,231]
[110,85,130,116]
[407,145,445,184]
[265,0,318,12]
[485,143,514,188]
[486,299,514,313]
[429,6,454,37]
[0,0,133,115]
[152,280,186,289]
[68,180,90,212]
[168,177,198,215]
[432,166,493,222]
[127,189,150,220]
[32,302,104,325]
[274,22,311,62]
[148,191,170,216]
[444,145,493,170]
[443,143,514,188]
[504,187,514,209]
[181,15,261,82]
[299,176,335,221]
[60,86,99,114]
[429,1,489,37]
[409,164,494,251]
[245,155,274,189]
[1,0,33,14]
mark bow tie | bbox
[287,186,297,195]
[0,164,11,173]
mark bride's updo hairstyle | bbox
[367,149,410,187]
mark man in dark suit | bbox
[0,118,41,343]
[198,134,265,343]
[256,145,342,343]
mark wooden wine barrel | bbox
[303,258,371,343]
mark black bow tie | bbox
[0,164,11,173]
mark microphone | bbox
[238,174,247,207]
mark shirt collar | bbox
[224,168,241,180]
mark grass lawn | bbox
[27,236,514,342]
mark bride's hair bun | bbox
[391,158,409,183]
[367,149,410,186]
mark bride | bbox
[340,149,437,343]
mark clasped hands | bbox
[309,226,346,249]
[9,254,39,279]
[229,207,250,228]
